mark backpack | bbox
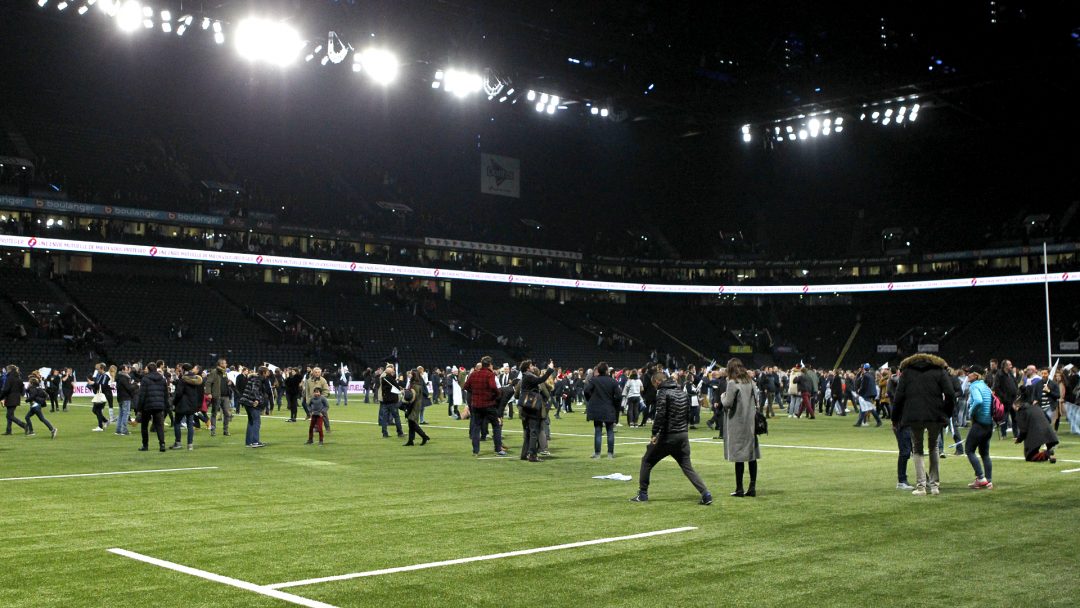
[990,392,1006,424]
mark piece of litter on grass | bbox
[592,473,632,481]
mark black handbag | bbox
[518,390,543,414]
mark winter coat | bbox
[172,372,204,416]
[116,372,137,403]
[304,376,330,403]
[1,371,23,408]
[891,354,956,427]
[1014,401,1059,454]
[584,374,621,423]
[405,384,428,423]
[136,372,168,412]
[651,379,690,437]
[308,396,330,418]
[239,374,267,408]
[720,379,761,462]
[204,366,226,400]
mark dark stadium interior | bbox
[1,0,1078,373]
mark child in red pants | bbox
[306,388,329,445]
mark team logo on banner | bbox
[480,153,521,198]
[27,237,37,248]
[149,246,158,256]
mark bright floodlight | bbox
[600,108,609,117]
[540,93,549,104]
[115,0,142,32]
[359,48,399,85]
[38,0,48,8]
[535,102,545,112]
[546,104,556,114]
[443,69,483,98]
[798,129,808,140]
[590,107,599,115]
[526,90,536,101]
[808,118,820,136]
[741,125,751,134]
[235,18,303,67]
[835,117,843,126]
[742,133,752,142]
[57,1,68,10]
[882,117,891,125]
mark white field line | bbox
[689,439,1080,463]
[1062,468,1080,474]
[108,549,339,608]
[0,467,218,482]
[266,526,697,590]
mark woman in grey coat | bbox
[720,358,761,497]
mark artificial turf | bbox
[1,397,1076,608]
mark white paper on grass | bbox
[592,473,632,481]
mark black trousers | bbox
[47,391,59,411]
[638,432,708,496]
[520,415,543,458]
[406,419,429,443]
[287,394,299,420]
[140,411,165,448]
[62,391,73,411]
[6,406,27,433]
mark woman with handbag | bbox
[518,359,554,462]
[403,369,431,446]
[720,358,762,497]
[90,363,110,431]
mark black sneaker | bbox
[629,492,649,502]
[700,492,713,505]
[138,446,148,451]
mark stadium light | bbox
[115,1,142,33]
[526,90,536,101]
[38,0,48,8]
[358,48,399,85]
[442,69,483,98]
[57,1,68,10]
[235,18,303,66]
[600,108,609,117]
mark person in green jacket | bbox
[205,358,230,437]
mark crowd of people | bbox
[1,350,1074,501]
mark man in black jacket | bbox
[631,372,712,505]
[891,353,956,496]
[135,363,168,452]
[115,364,137,436]
[991,359,1019,438]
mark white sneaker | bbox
[607,453,615,459]
[590,453,600,459]
[92,427,104,432]
[896,482,915,491]
[930,485,940,496]
[911,486,927,496]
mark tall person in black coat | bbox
[585,362,622,459]
[2,365,28,435]
[135,363,168,452]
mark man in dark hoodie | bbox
[631,372,712,505]
[135,362,168,452]
[892,353,956,496]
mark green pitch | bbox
[1,397,1077,607]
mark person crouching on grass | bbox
[306,387,328,446]
[1013,397,1059,463]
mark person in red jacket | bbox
[464,356,506,457]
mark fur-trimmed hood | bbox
[899,353,948,371]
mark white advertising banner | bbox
[480,153,520,198]
[0,235,1075,296]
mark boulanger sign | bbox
[1,235,1073,296]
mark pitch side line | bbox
[1062,468,1080,474]
[0,467,218,482]
[108,549,338,608]
[266,527,698,589]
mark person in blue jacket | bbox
[963,365,994,490]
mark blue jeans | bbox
[244,405,262,445]
[594,421,615,455]
[117,400,132,434]
[336,385,348,406]
[1068,403,1080,435]
[893,426,912,484]
[24,405,55,434]
[379,403,402,436]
